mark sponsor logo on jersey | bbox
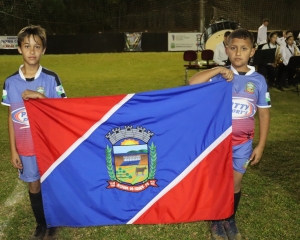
[11,107,29,128]
[37,86,45,94]
[2,89,7,100]
[265,92,271,103]
[56,85,65,95]
[244,82,255,94]
[232,97,256,119]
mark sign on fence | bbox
[168,33,203,51]
[0,36,18,49]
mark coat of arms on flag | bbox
[106,126,158,192]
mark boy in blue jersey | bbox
[189,29,270,240]
[1,25,66,240]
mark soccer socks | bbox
[29,191,46,225]
[226,191,241,221]
[233,191,241,218]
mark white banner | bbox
[0,36,18,49]
[168,33,203,51]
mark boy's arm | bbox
[22,89,46,100]
[8,108,23,169]
[276,37,284,46]
[250,107,270,165]
[188,67,234,85]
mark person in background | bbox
[257,18,269,46]
[213,31,231,66]
[258,31,281,88]
[276,29,293,46]
[277,35,300,91]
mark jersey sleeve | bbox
[257,75,271,108]
[1,80,10,106]
[53,74,67,98]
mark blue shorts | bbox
[18,155,40,182]
[233,140,253,174]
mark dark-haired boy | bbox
[189,29,270,240]
[1,25,66,240]
[276,29,293,46]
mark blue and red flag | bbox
[25,80,233,227]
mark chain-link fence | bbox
[0,0,298,35]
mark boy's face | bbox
[270,34,277,44]
[287,37,294,46]
[18,34,46,67]
[226,38,255,72]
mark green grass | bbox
[0,53,300,240]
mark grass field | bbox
[0,53,299,240]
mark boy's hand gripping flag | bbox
[25,81,233,227]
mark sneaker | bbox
[31,224,47,240]
[44,227,58,240]
[223,219,242,240]
[211,221,228,240]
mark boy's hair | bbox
[285,29,293,36]
[224,31,231,37]
[263,18,270,23]
[18,25,47,48]
[227,28,255,47]
[285,35,294,42]
[268,31,278,41]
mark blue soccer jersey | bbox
[212,66,271,146]
[2,65,66,156]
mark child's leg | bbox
[28,180,46,225]
[226,170,243,221]
[222,171,243,240]
[210,166,244,240]
[19,155,47,239]
[29,179,41,193]
[278,64,288,88]
[28,182,47,239]
[222,141,252,240]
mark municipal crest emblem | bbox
[105,126,158,192]
[37,86,45,94]
[244,82,255,94]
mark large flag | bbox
[25,80,233,227]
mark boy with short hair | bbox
[189,29,270,240]
[276,29,293,46]
[1,25,66,240]
[257,18,270,45]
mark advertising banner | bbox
[168,33,203,51]
[0,36,18,49]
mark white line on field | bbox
[0,180,26,239]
